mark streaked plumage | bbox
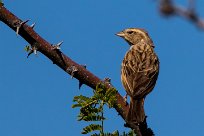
[116,28,159,124]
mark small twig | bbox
[159,0,204,30]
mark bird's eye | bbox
[127,31,133,34]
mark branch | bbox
[0,4,153,136]
[159,0,204,30]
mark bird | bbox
[116,28,159,125]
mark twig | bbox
[159,0,204,30]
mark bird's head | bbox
[116,28,153,46]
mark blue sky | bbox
[1,0,204,136]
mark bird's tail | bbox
[127,97,145,124]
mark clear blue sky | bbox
[1,0,204,136]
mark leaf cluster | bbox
[72,83,134,136]
[72,83,118,135]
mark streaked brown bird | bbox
[116,28,159,124]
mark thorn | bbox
[52,41,63,50]
[56,41,63,46]
[124,123,128,128]
[14,19,30,36]
[81,64,87,69]
[16,26,20,36]
[104,77,111,83]
[78,64,87,89]
[66,65,78,79]
[30,22,36,28]
[21,19,30,25]
[79,81,83,90]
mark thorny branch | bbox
[159,0,204,30]
[0,4,153,136]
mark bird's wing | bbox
[121,44,159,99]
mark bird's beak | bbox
[116,31,125,37]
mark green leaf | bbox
[73,95,90,102]
[79,101,98,113]
[128,130,136,136]
[96,83,106,94]
[72,103,82,108]
[111,130,119,136]
[79,106,101,121]
[81,124,102,134]
[80,107,101,115]
[82,114,105,121]
[24,45,30,52]
[73,83,124,135]
[99,131,120,136]
[105,88,117,108]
